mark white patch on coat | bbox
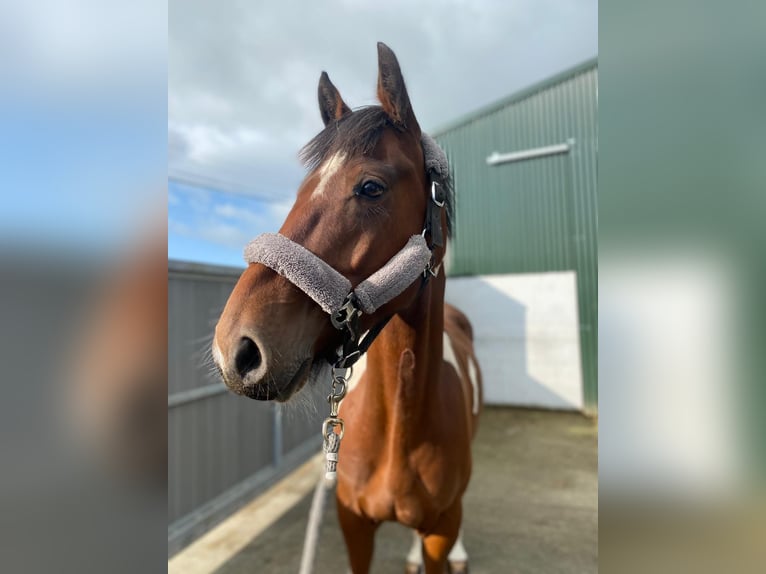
[443,332,479,415]
[467,356,479,415]
[443,331,460,377]
[448,529,468,563]
[407,530,422,566]
[312,152,345,198]
[337,348,366,414]
[345,350,366,395]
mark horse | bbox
[213,42,482,574]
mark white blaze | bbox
[312,152,345,198]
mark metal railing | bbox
[168,260,323,557]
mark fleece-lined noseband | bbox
[243,133,448,369]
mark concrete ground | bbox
[216,407,597,573]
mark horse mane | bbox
[299,106,454,238]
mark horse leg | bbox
[447,528,469,573]
[337,502,378,574]
[421,501,462,574]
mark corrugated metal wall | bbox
[433,60,598,407]
[168,261,324,556]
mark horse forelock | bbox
[299,106,391,171]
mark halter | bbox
[242,133,449,479]
[243,133,448,370]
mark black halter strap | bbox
[331,174,444,369]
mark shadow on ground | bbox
[216,407,598,573]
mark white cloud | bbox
[194,221,251,249]
[171,184,294,248]
[168,218,191,236]
[212,202,240,219]
[213,197,294,226]
[169,0,597,197]
[170,123,268,164]
[268,198,294,223]
[170,212,250,249]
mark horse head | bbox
[213,43,448,401]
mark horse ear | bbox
[376,42,420,134]
[318,71,351,126]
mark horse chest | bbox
[337,345,472,529]
[340,444,461,529]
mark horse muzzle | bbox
[213,324,318,401]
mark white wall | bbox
[445,272,583,410]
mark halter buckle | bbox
[331,293,362,336]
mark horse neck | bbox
[363,272,445,435]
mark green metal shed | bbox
[433,59,598,408]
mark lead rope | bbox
[298,367,349,574]
[298,311,391,574]
[299,178,445,574]
[297,313,424,574]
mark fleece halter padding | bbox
[244,233,432,316]
[353,235,432,314]
[421,132,449,182]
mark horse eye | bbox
[357,180,385,199]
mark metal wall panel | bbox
[433,60,598,407]
[168,261,322,555]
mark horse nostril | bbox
[234,336,262,377]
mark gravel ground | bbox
[217,407,598,573]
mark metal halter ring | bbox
[424,261,442,278]
[327,369,349,417]
[328,378,347,402]
[431,181,445,207]
[332,364,353,383]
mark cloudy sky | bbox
[169,0,598,266]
